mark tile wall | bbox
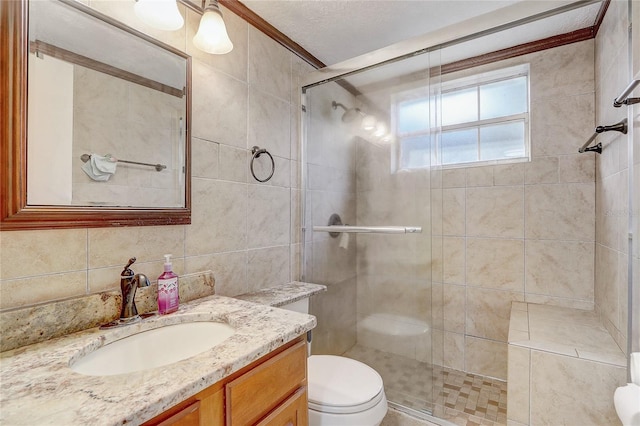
[355,138,433,363]
[594,0,632,354]
[432,39,596,380]
[0,1,312,312]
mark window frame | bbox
[393,64,531,171]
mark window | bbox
[395,64,529,170]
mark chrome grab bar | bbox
[613,79,640,107]
[313,225,422,234]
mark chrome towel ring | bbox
[250,146,275,182]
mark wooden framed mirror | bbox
[1,0,191,230]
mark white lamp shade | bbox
[193,8,233,54]
[134,0,184,31]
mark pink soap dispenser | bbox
[158,254,179,315]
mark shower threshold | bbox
[387,402,455,426]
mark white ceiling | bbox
[239,0,604,67]
[341,1,603,89]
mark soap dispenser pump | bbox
[157,254,179,314]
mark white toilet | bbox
[282,298,388,426]
[614,352,640,426]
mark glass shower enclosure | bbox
[299,0,616,421]
[300,51,442,416]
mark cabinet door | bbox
[154,401,200,426]
[256,387,308,426]
[143,387,223,426]
[226,341,307,426]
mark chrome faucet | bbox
[119,257,150,322]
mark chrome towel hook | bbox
[250,146,275,182]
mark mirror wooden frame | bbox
[1,0,191,231]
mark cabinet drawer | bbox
[226,341,307,426]
[155,401,200,426]
[256,387,308,426]
[143,386,223,426]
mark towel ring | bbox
[250,146,275,182]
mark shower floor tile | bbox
[343,344,507,426]
[433,368,507,426]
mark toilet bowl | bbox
[615,352,640,426]
[308,355,388,426]
[281,298,388,425]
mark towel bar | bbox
[313,225,422,234]
[81,154,166,171]
[578,119,627,154]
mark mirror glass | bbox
[27,0,188,208]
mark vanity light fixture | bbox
[193,0,234,54]
[134,0,184,31]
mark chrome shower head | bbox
[332,101,363,123]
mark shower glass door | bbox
[301,50,444,416]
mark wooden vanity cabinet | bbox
[143,336,307,426]
[255,387,308,426]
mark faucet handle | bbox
[121,257,137,276]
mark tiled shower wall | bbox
[433,39,596,380]
[0,1,312,311]
[594,0,634,355]
[355,139,432,363]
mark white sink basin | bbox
[70,321,235,376]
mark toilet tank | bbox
[280,297,312,355]
[280,298,309,314]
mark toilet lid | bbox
[308,355,384,412]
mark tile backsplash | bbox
[0,270,214,352]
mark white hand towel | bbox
[82,154,117,181]
[93,154,117,174]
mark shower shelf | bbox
[313,225,422,234]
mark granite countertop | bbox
[0,295,316,425]
[235,281,326,307]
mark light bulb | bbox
[134,0,184,31]
[361,115,376,131]
[193,3,233,54]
